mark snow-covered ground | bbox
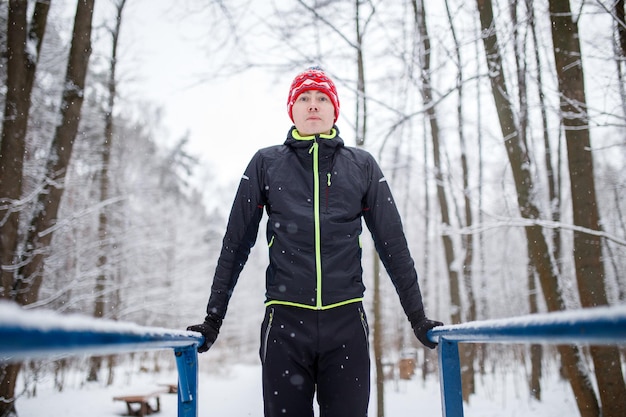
[16,361,577,417]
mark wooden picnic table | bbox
[113,391,164,416]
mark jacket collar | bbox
[284,125,345,150]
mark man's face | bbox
[291,90,335,136]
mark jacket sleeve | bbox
[206,152,266,320]
[361,154,425,318]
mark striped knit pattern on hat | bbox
[287,67,340,123]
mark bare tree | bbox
[354,0,367,146]
[548,1,626,415]
[0,0,50,299]
[410,4,471,401]
[515,0,547,400]
[15,0,94,305]
[442,0,478,399]
[616,0,626,118]
[0,2,50,415]
[0,1,95,415]
[475,0,600,415]
[618,0,626,58]
[88,0,128,384]
[412,1,460,332]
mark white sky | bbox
[117,0,288,187]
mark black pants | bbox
[259,302,370,417]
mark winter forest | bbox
[1,0,625,416]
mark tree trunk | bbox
[0,2,50,415]
[474,16,488,380]
[0,363,21,417]
[475,0,600,415]
[441,0,480,399]
[616,1,626,118]
[616,0,626,58]
[411,8,468,403]
[444,0,478,399]
[528,262,542,400]
[89,0,127,384]
[0,2,95,415]
[15,0,95,305]
[515,1,546,400]
[0,0,50,300]
[372,251,384,417]
[0,0,29,303]
[353,1,380,414]
[354,0,366,146]
[526,0,561,262]
[412,0,461,324]
[548,2,626,416]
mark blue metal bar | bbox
[429,305,626,346]
[438,338,463,417]
[0,302,204,417]
[175,345,199,417]
[4,303,626,417]
[0,323,201,361]
[427,305,626,417]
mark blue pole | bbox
[437,338,464,417]
[175,345,200,417]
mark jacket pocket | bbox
[358,306,369,349]
[260,307,275,364]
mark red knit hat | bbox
[287,67,340,123]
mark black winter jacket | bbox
[206,126,424,320]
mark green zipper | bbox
[264,129,365,311]
[309,141,323,309]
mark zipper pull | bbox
[327,172,332,186]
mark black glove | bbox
[409,310,443,349]
[187,313,222,353]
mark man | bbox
[188,66,442,417]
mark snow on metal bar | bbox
[0,301,203,362]
[428,305,626,345]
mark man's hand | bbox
[409,310,443,349]
[187,314,222,353]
